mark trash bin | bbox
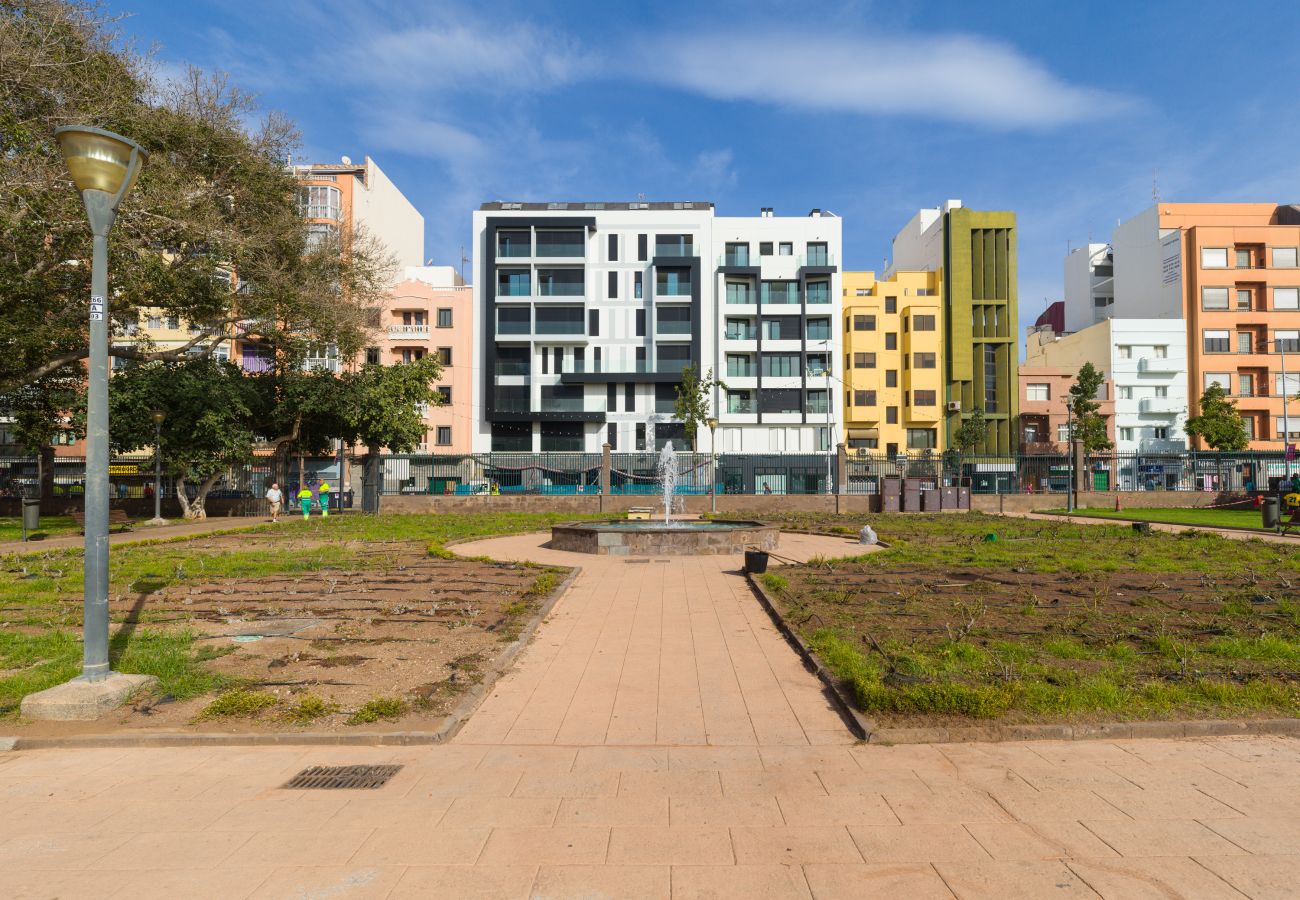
[21,497,40,533]
[744,550,769,574]
[1263,497,1281,529]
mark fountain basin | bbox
[550,520,778,556]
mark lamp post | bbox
[150,410,165,524]
[706,416,718,514]
[55,126,147,683]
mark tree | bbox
[1068,362,1113,453]
[1186,383,1249,451]
[952,409,989,455]
[339,358,443,453]
[673,365,723,452]
[1,1,394,397]
[108,359,257,519]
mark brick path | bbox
[2,530,1298,897]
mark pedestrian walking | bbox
[296,484,314,519]
[265,482,283,522]
[318,481,331,518]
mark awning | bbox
[847,429,879,440]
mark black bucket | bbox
[744,550,769,574]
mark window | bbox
[1275,247,1299,268]
[913,390,936,406]
[607,233,618,261]
[1204,372,1230,390]
[607,382,617,411]
[637,234,647,261]
[1274,288,1299,310]
[435,426,451,446]
[806,318,831,341]
[854,390,876,406]
[656,269,691,296]
[165,316,179,330]
[1201,287,1230,310]
[1201,247,1228,268]
[886,407,898,425]
[1275,373,1300,397]
[635,422,646,450]
[1240,373,1254,397]
[726,354,754,377]
[1118,385,1133,399]
[762,316,801,341]
[1057,423,1071,442]
[806,242,828,266]
[885,370,897,388]
[1203,329,1230,353]
[634,271,643,299]
[912,314,936,331]
[1154,385,1168,397]
[436,386,452,405]
[725,318,755,340]
[726,280,753,304]
[635,346,646,372]
[495,346,529,377]
[1236,248,1253,269]
[365,347,380,365]
[1278,330,1300,352]
[626,383,636,410]
[983,344,999,413]
[535,229,585,257]
[540,422,584,451]
[537,268,583,296]
[726,390,753,414]
[806,389,829,414]
[1238,332,1254,354]
[497,230,530,257]
[607,423,617,450]
[608,271,618,299]
[759,241,773,256]
[913,352,936,369]
[1237,289,1253,311]
[759,388,802,414]
[436,308,452,328]
[805,353,829,375]
[654,234,693,257]
[1119,427,1134,441]
[399,347,425,363]
[778,242,793,256]
[885,297,897,314]
[853,352,875,369]
[805,281,830,304]
[761,353,801,377]
[906,428,936,449]
[497,307,530,334]
[594,347,602,372]
[147,315,162,329]
[855,288,872,297]
[654,382,678,414]
[1154,426,1170,441]
[656,307,691,335]
[885,333,897,350]
[535,306,583,334]
[761,281,800,304]
[635,309,646,336]
[1116,345,1133,359]
[589,310,599,336]
[298,184,341,220]
[853,314,875,331]
[724,242,749,266]
[1026,383,1049,402]
[498,269,531,297]
[1153,345,1168,358]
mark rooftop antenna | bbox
[637,192,646,202]
[459,244,468,283]
[1152,171,1160,204]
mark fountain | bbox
[549,436,779,556]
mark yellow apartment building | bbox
[841,270,945,455]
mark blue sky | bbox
[116,0,1300,336]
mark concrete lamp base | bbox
[20,673,158,721]
[146,517,167,526]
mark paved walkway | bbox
[3,530,1299,897]
[0,516,273,555]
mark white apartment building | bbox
[470,202,842,454]
[1062,243,1115,333]
[1025,318,1189,464]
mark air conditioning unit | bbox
[946,401,961,412]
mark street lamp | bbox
[150,410,166,524]
[705,416,718,514]
[56,126,148,684]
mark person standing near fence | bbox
[297,484,313,520]
[318,481,331,518]
[265,482,283,523]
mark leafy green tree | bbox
[339,358,443,453]
[108,359,257,518]
[952,408,988,455]
[1,0,394,405]
[1068,362,1113,452]
[1186,383,1249,451]
[673,365,723,452]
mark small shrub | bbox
[852,678,1014,719]
[197,689,277,720]
[280,694,338,725]
[526,569,563,598]
[760,572,789,593]
[348,696,406,725]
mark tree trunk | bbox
[174,472,222,519]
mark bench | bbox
[71,509,134,533]
[627,507,655,521]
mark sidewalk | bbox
[0,516,273,555]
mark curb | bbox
[744,569,1300,747]
[1,549,581,752]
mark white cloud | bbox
[690,149,738,190]
[632,30,1135,128]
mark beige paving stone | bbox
[390,865,537,899]
[92,800,241,834]
[671,864,811,899]
[758,747,860,771]
[1092,786,1245,820]
[983,787,1132,823]
[731,825,864,865]
[532,865,669,899]
[107,866,274,900]
[411,769,523,799]
[775,793,898,827]
[513,770,621,798]
[934,859,1100,898]
[620,770,723,798]
[802,863,956,899]
[0,868,124,900]
[208,794,350,832]
[232,829,374,868]
[1200,816,1300,855]
[1080,819,1249,858]
[249,865,408,900]
[1194,854,1300,900]
[817,767,933,797]
[557,796,670,827]
[1064,857,1248,899]
[478,746,578,772]
[324,796,453,831]
[0,800,123,836]
[441,796,561,828]
[0,830,131,870]
[572,746,669,772]
[350,825,491,866]
[670,796,784,827]
[881,787,1015,824]
[607,826,734,866]
[478,826,611,866]
[848,824,992,863]
[964,821,1121,860]
[719,768,827,798]
[94,829,255,870]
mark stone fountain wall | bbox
[549,522,779,556]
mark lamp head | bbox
[705,417,718,431]
[54,126,148,198]
[151,410,166,425]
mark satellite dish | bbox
[341,155,352,165]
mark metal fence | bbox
[3,450,1295,501]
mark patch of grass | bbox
[1050,507,1269,532]
[0,516,82,543]
[280,694,339,725]
[759,572,789,593]
[197,688,277,720]
[525,568,565,598]
[348,696,406,725]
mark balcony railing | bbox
[798,253,837,268]
[1137,357,1180,373]
[1139,397,1184,415]
[719,251,751,267]
[654,244,695,258]
[388,324,429,338]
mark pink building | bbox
[370,267,473,453]
[1018,365,1115,454]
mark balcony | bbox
[1139,397,1184,415]
[388,324,429,339]
[719,251,752,267]
[654,243,695,258]
[1020,440,1064,455]
[1137,357,1181,373]
[798,252,837,269]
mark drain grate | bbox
[283,764,403,790]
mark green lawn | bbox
[0,515,81,542]
[1050,506,1271,532]
[0,511,602,717]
